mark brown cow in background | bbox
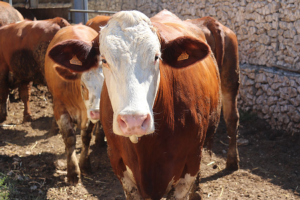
[186,16,240,170]
[86,15,110,33]
[0,17,69,123]
[0,1,24,27]
[152,10,240,170]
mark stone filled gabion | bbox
[239,64,300,132]
[88,0,300,131]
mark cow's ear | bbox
[48,35,100,74]
[54,66,81,81]
[161,36,210,68]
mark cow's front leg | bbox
[188,174,202,200]
[167,174,198,200]
[19,81,32,122]
[56,112,80,184]
[0,70,9,123]
[94,121,105,147]
[79,120,94,175]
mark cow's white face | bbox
[100,11,161,143]
[81,67,104,124]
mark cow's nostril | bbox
[90,110,100,120]
[141,114,150,129]
[117,115,127,129]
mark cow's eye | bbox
[102,59,107,64]
[155,56,159,61]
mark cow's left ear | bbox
[48,35,100,75]
[161,36,210,68]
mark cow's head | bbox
[99,11,210,143]
[48,35,103,123]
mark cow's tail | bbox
[208,18,225,72]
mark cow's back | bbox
[45,25,98,128]
[86,15,110,33]
[0,20,66,85]
[0,2,23,27]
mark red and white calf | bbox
[45,25,104,184]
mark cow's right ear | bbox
[48,35,100,80]
[54,66,81,81]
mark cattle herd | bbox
[0,1,241,199]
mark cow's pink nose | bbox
[117,114,150,136]
[90,110,100,120]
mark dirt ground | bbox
[0,85,299,200]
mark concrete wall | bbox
[88,0,300,131]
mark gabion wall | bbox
[88,0,300,132]
[239,64,300,132]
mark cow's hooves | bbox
[226,161,239,171]
[95,139,106,148]
[67,173,80,185]
[79,163,92,175]
[23,115,32,123]
[189,192,203,200]
[0,115,7,123]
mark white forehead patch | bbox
[100,11,160,68]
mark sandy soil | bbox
[0,86,299,200]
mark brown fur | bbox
[0,2,24,27]
[0,18,70,123]
[100,12,222,199]
[153,10,240,170]
[186,16,240,170]
[45,25,101,184]
[86,15,110,33]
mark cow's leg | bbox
[0,70,9,123]
[166,174,198,200]
[50,117,59,135]
[188,173,202,200]
[79,121,94,175]
[54,104,80,184]
[19,82,32,122]
[121,174,143,200]
[94,121,105,147]
[221,47,240,171]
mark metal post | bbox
[9,0,12,5]
[83,0,88,24]
[73,0,85,24]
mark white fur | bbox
[172,174,196,199]
[121,166,142,199]
[100,11,161,136]
[81,67,104,123]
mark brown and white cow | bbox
[86,15,110,33]
[0,1,24,27]
[0,17,69,123]
[49,10,222,199]
[86,11,240,170]
[45,25,104,184]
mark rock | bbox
[258,34,271,45]
[30,185,38,190]
[294,35,300,45]
[237,138,249,146]
[292,112,300,123]
[267,96,278,105]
